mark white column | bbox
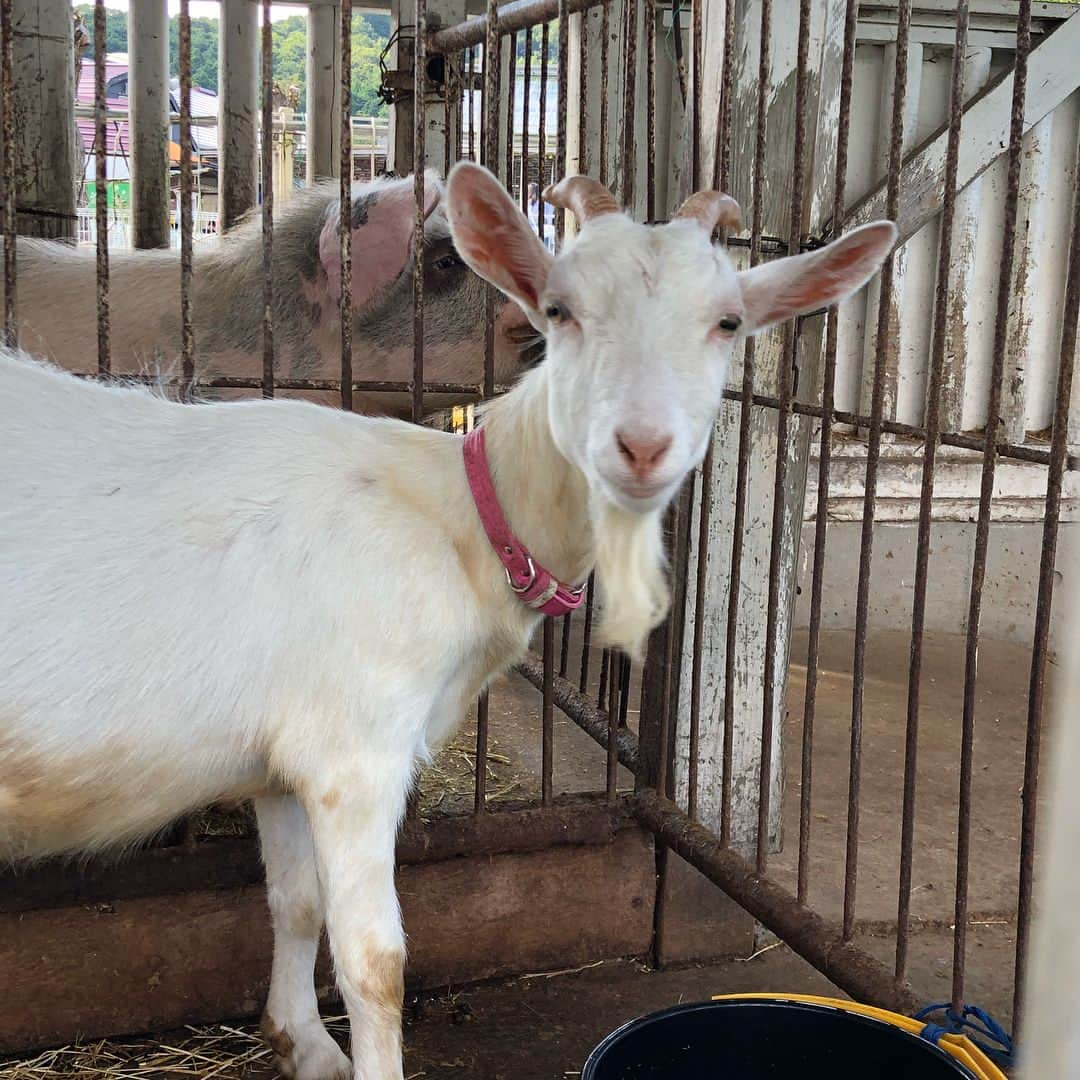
[306,2,343,183]
[219,0,259,229]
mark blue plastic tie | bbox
[913,1002,1014,1068]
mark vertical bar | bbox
[559,613,572,678]
[578,10,589,178]
[720,0,771,848]
[94,0,110,376]
[340,0,353,411]
[798,0,858,906]
[756,0,810,877]
[474,689,489,812]
[261,0,275,398]
[645,0,655,220]
[619,0,638,207]
[691,0,702,191]
[598,0,609,187]
[1014,125,1080,1034]
[579,572,596,692]
[467,47,476,161]
[953,0,1031,1014]
[521,27,532,207]
[895,1,968,980]
[444,58,452,178]
[413,0,427,424]
[619,655,631,727]
[555,0,569,244]
[606,650,619,803]
[843,0,911,941]
[711,0,736,192]
[597,646,611,708]
[687,453,711,821]
[538,21,549,246]
[179,0,195,392]
[505,32,517,187]
[543,617,555,805]
[2,0,17,347]
[482,0,499,397]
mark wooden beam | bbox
[219,0,259,229]
[306,2,342,182]
[129,0,170,248]
[843,11,1080,243]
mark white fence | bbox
[76,208,220,250]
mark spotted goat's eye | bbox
[718,315,743,334]
[545,301,572,324]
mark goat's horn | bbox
[676,191,742,234]
[542,175,621,225]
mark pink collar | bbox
[463,427,586,617]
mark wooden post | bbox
[8,0,76,239]
[273,107,296,201]
[129,0,169,248]
[673,0,848,856]
[307,2,342,182]
[219,0,258,230]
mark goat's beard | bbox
[589,497,670,661]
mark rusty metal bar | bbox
[798,0,858,907]
[444,57,453,179]
[260,0,275,398]
[555,0,569,245]
[896,1,968,982]
[543,617,555,806]
[607,651,620,803]
[844,0,911,942]
[340,0,353,412]
[597,646,610,708]
[505,32,517,185]
[1014,123,1080,1035]
[579,573,596,692]
[618,654,631,727]
[413,0,428,424]
[517,652,640,773]
[711,0,736,192]
[521,27,532,205]
[431,0,603,53]
[634,790,923,1016]
[578,9,589,178]
[953,0,1031,1014]
[559,613,572,678]
[757,0,810,877]
[474,688,490,812]
[468,47,476,159]
[720,0,771,847]
[94,0,110,375]
[483,0,499,398]
[598,1,609,187]
[538,21,549,246]
[1,0,15,347]
[645,0,655,220]
[691,0,701,190]
[619,0,638,206]
[687,451,712,821]
[179,0,195,391]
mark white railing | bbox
[76,208,220,251]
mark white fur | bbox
[0,163,895,1080]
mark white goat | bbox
[0,161,896,1080]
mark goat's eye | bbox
[718,315,743,334]
[434,252,464,272]
[545,301,572,324]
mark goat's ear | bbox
[737,221,898,335]
[319,170,441,310]
[445,161,553,321]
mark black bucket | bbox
[582,1000,980,1079]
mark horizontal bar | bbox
[634,789,923,1016]
[724,387,1079,470]
[0,796,626,914]
[429,0,599,52]
[517,650,640,775]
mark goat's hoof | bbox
[262,1014,351,1080]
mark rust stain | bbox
[260,1012,295,1060]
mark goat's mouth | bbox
[505,325,546,368]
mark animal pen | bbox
[1,0,1078,1068]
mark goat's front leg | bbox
[302,762,412,1080]
[256,795,353,1080]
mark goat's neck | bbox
[478,370,593,590]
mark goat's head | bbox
[446,162,896,511]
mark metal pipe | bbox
[341,0,353,411]
[94,0,110,376]
[430,0,604,54]
[179,0,196,392]
[261,0,275,399]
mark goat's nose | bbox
[616,430,672,478]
